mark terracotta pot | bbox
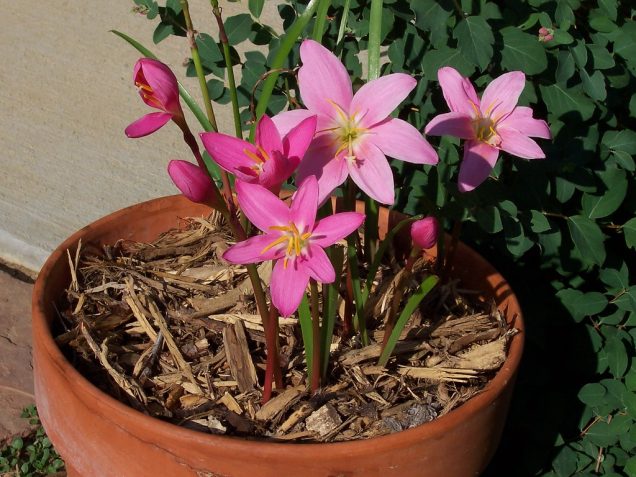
[32,195,524,477]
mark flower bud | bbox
[167,160,214,204]
[411,216,439,250]
[538,27,554,43]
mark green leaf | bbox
[196,33,223,71]
[556,51,575,83]
[624,218,636,249]
[224,14,254,46]
[626,455,636,477]
[500,27,547,75]
[540,84,595,121]
[248,0,265,18]
[410,0,453,48]
[581,168,627,219]
[606,337,628,378]
[587,419,620,447]
[297,295,313,383]
[557,289,608,321]
[530,210,551,233]
[587,44,615,70]
[578,382,606,406]
[321,247,344,379]
[421,47,476,78]
[614,286,636,313]
[598,0,618,20]
[567,215,606,265]
[453,16,494,71]
[580,69,606,101]
[603,130,636,155]
[553,445,578,477]
[475,206,502,233]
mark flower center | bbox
[135,78,163,109]
[469,101,502,147]
[261,222,312,268]
[243,145,271,174]
[324,100,368,165]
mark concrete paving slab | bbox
[0,270,35,444]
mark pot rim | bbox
[32,194,524,458]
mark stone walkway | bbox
[0,270,35,444]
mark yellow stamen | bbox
[261,235,289,254]
[261,222,312,265]
[244,149,264,164]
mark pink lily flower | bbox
[425,67,551,192]
[200,114,317,194]
[223,177,365,316]
[167,160,216,205]
[411,216,439,250]
[125,58,184,138]
[272,40,438,205]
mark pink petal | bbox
[270,259,310,317]
[271,109,316,137]
[351,74,416,128]
[135,58,182,116]
[125,112,172,138]
[283,115,317,161]
[298,40,353,120]
[424,112,475,140]
[223,234,285,264]
[235,181,290,232]
[311,212,365,247]
[167,160,213,203]
[290,176,319,232]
[296,135,349,204]
[349,141,395,205]
[411,217,439,249]
[304,245,335,283]
[498,107,551,139]
[498,128,546,159]
[200,132,258,182]
[255,114,283,159]
[437,67,480,116]
[480,71,526,120]
[370,118,438,164]
[259,151,297,192]
[457,140,500,192]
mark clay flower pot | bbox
[32,195,524,477]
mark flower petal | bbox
[498,107,551,139]
[298,39,353,119]
[498,128,546,159]
[271,109,317,137]
[223,234,285,264]
[362,118,437,165]
[437,67,480,116]
[200,133,258,182]
[167,160,213,203]
[457,140,500,192]
[349,141,395,205]
[304,245,335,283]
[135,58,182,116]
[290,176,319,232]
[283,115,318,161]
[296,135,349,204]
[259,151,297,193]
[424,112,475,140]
[255,114,283,158]
[271,259,310,317]
[311,212,365,248]
[125,112,172,138]
[480,71,526,120]
[351,74,416,128]
[236,180,290,232]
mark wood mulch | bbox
[55,212,516,442]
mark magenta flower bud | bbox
[125,58,184,138]
[538,27,554,43]
[411,216,439,250]
[167,160,214,204]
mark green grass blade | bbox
[298,294,313,385]
[312,0,332,42]
[111,30,213,132]
[378,275,439,367]
[321,246,345,379]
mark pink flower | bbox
[223,177,365,316]
[425,67,551,192]
[125,58,184,138]
[167,160,215,204]
[272,40,438,205]
[411,217,439,250]
[538,27,554,42]
[200,114,317,194]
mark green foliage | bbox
[129,0,636,474]
[0,406,64,476]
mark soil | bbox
[55,212,516,443]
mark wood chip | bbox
[255,385,304,421]
[217,392,243,414]
[398,366,481,383]
[306,404,342,437]
[223,320,258,393]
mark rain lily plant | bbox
[121,3,549,400]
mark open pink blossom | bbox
[271,40,438,205]
[125,58,184,138]
[167,160,215,205]
[411,216,439,250]
[425,67,551,192]
[200,114,316,194]
[223,177,364,316]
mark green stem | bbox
[210,0,242,138]
[309,280,322,392]
[250,0,322,141]
[312,0,332,42]
[334,0,351,57]
[367,0,383,81]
